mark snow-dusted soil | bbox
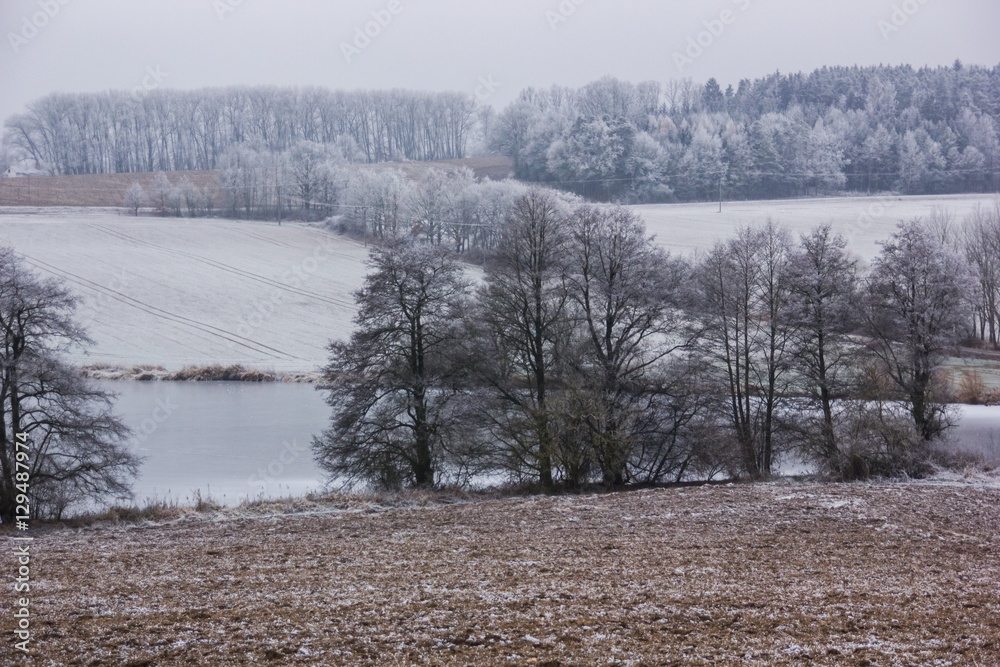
[0,207,369,373]
[13,482,1000,665]
[633,193,1000,261]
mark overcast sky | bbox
[1,0,998,127]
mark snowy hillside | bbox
[633,193,1000,261]
[0,194,997,372]
[0,207,369,372]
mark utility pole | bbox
[718,172,723,213]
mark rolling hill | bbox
[0,192,997,373]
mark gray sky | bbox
[1,0,999,127]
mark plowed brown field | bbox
[4,481,999,665]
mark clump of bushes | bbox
[168,365,274,382]
[69,499,186,526]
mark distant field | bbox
[0,208,369,372]
[0,170,222,208]
[15,481,1000,665]
[0,156,514,208]
[0,193,997,372]
[632,193,1000,261]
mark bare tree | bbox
[689,222,795,479]
[474,190,571,487]
[0,249,137,522]
[566,205,686,484]
[785,225,860,463]
[861,220,973,442]
[313,239,470,489]
[961,203,1000,347]
[0,141,16,175]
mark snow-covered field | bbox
[17,482,1000,665]
[0,207,369,373]
[0,194,997,372]
[632,193,1000,261]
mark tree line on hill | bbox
[3,87,475,175]
[125,156,533,255]
[314,189,998,491]
[5,63,1000,207]
[488,63,1000,202]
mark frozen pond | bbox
[102,380,330,507]
[103,380,1000,508]
[947,404,1000,462]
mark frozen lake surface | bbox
[103,380,331,507]
[105,381,1000,508]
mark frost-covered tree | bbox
[123,182,144,216]
[898,129,946,193]
[341,170,413,238]
[408,168,474,248]
[679,125,724,201]
[962,203,1000,346]
[785,225,859,462]
[689,222,795,479]
[546,115,661,201]
[289,140,342,213]
[566,205,686,484]
[797,119,846,194]
[151,172,172,216]
[4,87,475,174]
[859,124,897,192]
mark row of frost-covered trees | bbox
[125,149,534,255]
[488,63,1000,202]
[7,64,999,205]
[4,87,475,175]
[314,189,988,491]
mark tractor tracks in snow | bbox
[84,223,354,309]
[19,253,303,361]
